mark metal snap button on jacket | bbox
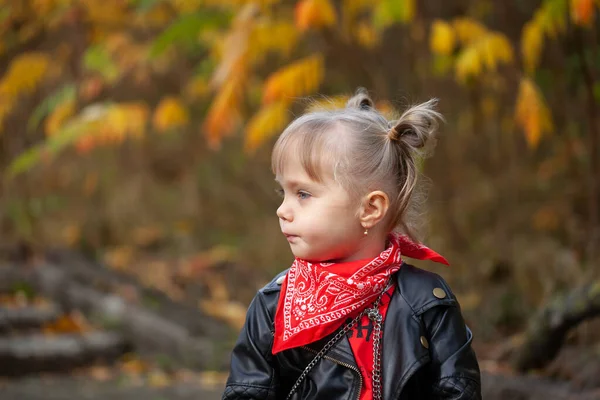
[420,336,429,349]
[433,287,447,299]
[276,275,285,285]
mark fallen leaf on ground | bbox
[148,370,171,387]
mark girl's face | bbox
[275,153,367,263]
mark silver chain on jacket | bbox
[285,279,391,400]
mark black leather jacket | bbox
[222,263,481,399]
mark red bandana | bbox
[272,233,449,354]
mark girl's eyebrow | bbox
[274,178,312,189]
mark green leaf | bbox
[83,45,120,83]
[593,82,600,103]
[27,83,76,133]
[373,0,412,29]
[149,11,231,58]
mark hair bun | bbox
[346,87,374,110]
[388,123,414,142]
[388,98,442,150]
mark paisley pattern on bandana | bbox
[272,233,449,354]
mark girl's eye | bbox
[275,188,284,198]
[298,191,311,200]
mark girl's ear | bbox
[359,191,390,229]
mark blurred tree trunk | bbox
[512,281,600,371]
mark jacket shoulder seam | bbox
[396,263,458,316]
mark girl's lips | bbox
[284,233,298,242]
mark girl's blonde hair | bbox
[272,88,443,240]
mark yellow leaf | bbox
[152,96,189,133]
[521,22,543,74]
[354,22,380,48]
[295,0,337,31]
[0,51,52,133]
[45,98,75,137]
[78,102,148,149]
[571,0,596,25]
[454,28,514,83]
[483,33,514,69]
[0,52,50,98]
[452,17,487,44]
[521,0,568,73]
[515,77,553,148]
[249,21,299,64]
[430,19,456,56]
[245,101,290,152]
[455,46,481,82]
[262,54,324,104]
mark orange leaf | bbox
[75,135,96,154]
[43,311,90,334]
[202,74,245,149]
[571,0,595,25]
[515,77,553,148]
[295,0,337,31]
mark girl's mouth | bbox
[284,233,298,242]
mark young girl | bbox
[222,88,481,400]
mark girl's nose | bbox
[276,201,293,222]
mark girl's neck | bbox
[327,234,388,264]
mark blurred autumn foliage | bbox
[0,0,600,340]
